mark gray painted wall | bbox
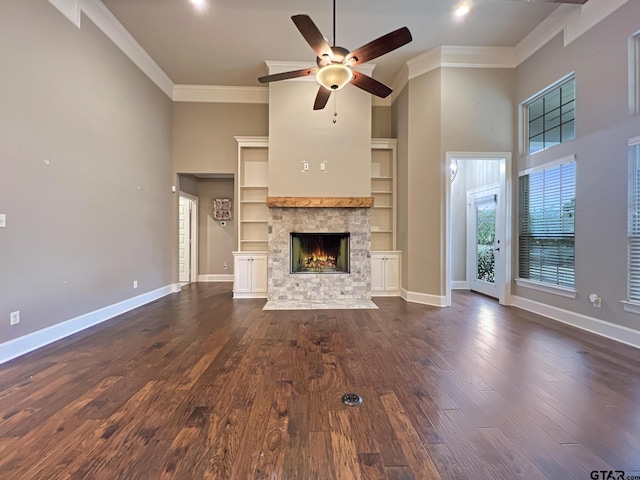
[393,67,514,297]
[173,102,269,176]
[406,71,443,295]
[268,80,371,197]
[392,87,410,287]
[514,1,640,330]
[372,106,392,138]
[0,0,173,343]
[197,178,235,275]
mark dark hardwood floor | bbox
[1,283,639,479]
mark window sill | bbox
[515,278,577,299]
[621,301,640,315]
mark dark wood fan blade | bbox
[314,86,332,110]
[292,15,333,60]
[506,0,586,3]
[350,72,392,98]
[258,68,317,84]
[346,27,412,66]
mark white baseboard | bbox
[233,291,268,299]
[451,281,469,290]
[198,274,234,282]
[401,288,447,307]
[371,290,402,297]
[0,283,181,364]
[512,296,640,350]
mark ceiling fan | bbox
[257,0,412,110]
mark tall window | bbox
[519,160,576,288]
[631,32,640,116]
[628,138,640,302]
[526,76,576,154]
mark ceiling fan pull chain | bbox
[333,93,338,124]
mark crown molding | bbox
[515,4,572,64]
[516,0,629,65]
[173,85,268,104]
[49,0,81,26]
[387,63,410,106]
[49,0,628,106]
[406,46,516,81]
[564,0,629,45]
[49,0,173,97]
[440,46,516,69]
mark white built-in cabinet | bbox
[232,253,267,298]
[233,136,268,298]
[232,136,402,298]
[235,136,269,252]
[371,139,401,296]
[371,139,397,251]
[371,252,402,296]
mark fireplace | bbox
[290,232,350,274]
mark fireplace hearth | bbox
[291,232,349,274]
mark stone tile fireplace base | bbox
[264,205,377,310]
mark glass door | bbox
[467,188,500,298]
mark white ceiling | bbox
[101,0,567,88]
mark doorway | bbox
[467,185,500,298]
[178,193,198,284]
[445,152,512,306]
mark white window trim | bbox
[515,278,577,299]
[519,154,576,177]
[621,301,640,315]
[521,72,575,156]
[629,31,640,116]
[626,136,640,311]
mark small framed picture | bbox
[213,198,232,220]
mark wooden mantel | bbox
[266,197,374,208]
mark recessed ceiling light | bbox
[454,4,470,17]
[190,0,206,7]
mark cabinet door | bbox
[384,254,401,292]
[234,256,252,293]
[251,255,268,293]
[371,255,386,292]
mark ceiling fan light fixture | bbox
[316,64,353,91]
[454,3,471,17]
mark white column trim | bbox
[401,288,447,307]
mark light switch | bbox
[0,214,5,228]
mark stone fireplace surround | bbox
[263,197,378,310]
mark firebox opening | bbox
[290,232,350,274]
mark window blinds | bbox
[519,161,576,288]
[628,140,640,302]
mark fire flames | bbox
[302,248,337,270]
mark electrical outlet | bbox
[10,311,20,326]
[223,263,228,270]
[320,162,326,171]
[133,280,138,289]
[303,162,309,171]
[0,214,6,228]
